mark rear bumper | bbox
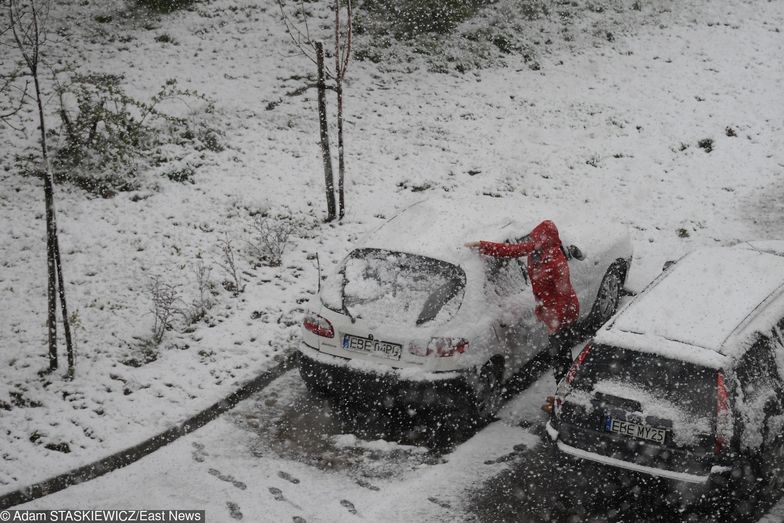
[547,421,732,487]
[298,343,472,410]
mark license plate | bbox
[342,335,402,360]
[605,417,667,444]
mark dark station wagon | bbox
[548,242,784,510]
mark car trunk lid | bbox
[557,344,719,476]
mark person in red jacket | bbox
[465,220,579,383]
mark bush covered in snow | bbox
[350,0,658,73]
[135,0,195,12]
[51,74,220,197]
[358,0,486,39]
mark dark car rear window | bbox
[572,345,717,418]
[342,249,466,327]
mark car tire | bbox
[466,360,504,424]
[757,433,784,508]
[588,261,626,329]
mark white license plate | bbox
[342,335,402,360]
[605,417,667,444]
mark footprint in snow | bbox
[278,470,300,484]
[269,487,303,509]
[226,501,243,520]
[191,442,208,463]
[340,500,357,515]
[428,497,452,509]
[269,487,285,502]
[208,468,247,490]
[356,478,380,491]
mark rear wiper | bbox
[416,277,462,326]
[339,269,357,324]
[343,303,356,324]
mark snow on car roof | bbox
[607,246,784,358]
[360,197,567,265]
[594,328,730,369]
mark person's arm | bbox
[477,239,536,258]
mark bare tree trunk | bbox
[9,0,74,374]
[316,41,336,222]
[43,174,58,371]
[336,83,345,220]
[54,231,74,377]
[334,0,351,220]
[32,71,59,371]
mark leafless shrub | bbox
[148,275,182,343]
[248,215,296,267]
[189,257,214,322]
[217,234,244,294]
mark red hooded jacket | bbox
[479,220,579,334]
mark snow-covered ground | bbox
[19,363,784,521]
[2,0,784,513]
[17,368,553,522]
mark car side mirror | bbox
[567,245,585,261]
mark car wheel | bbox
[589,262,625,328]
[467,360,504,423]
[759,433,784,503]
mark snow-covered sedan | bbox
[548,242,784,509]
[299,198,633,420]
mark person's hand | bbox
[464,241,481,249]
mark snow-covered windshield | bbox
[342,249,466,327]
[572,345,717,418]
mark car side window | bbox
[737,338,780,399]
[484,258,528,299]
[776,316,784,342]
[736,338,783,450]
[770,324,784,382]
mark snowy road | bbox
[19,355,784,522]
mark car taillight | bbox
[564,343,592,385]
[553,343,592,417]
[407,337,468,357]
[715,370,733,456]
[429,337,468,357]
[303,311,334,338]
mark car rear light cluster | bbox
[303,311,334,338]
[407,337,468,357]
[554,343,593,417]
[715,370,733,456]
[565,343,592,385]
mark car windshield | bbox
[341,249,466,327]
[571,345,717,418]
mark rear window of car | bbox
[571,344,717,418]
[342,249,466,327]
